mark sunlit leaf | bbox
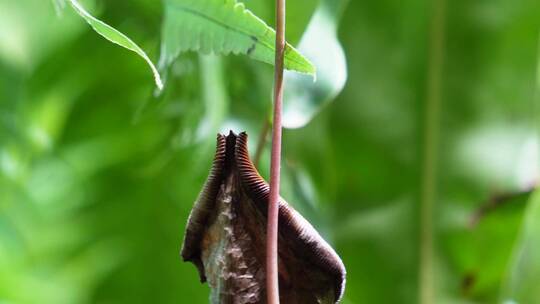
[283,0,349,128]
[66,0,163,89]
[159,0,315,77]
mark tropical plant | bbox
[0,0,538,303]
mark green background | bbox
[0,0,539,303]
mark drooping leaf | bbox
[66,0,163,89]
[501,34,540,304]
[283,0,349,128]
[502,190,540,303]
[159,0,315,77]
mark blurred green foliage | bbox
[0,0,539,303]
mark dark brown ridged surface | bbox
[181,131,346,302]
[235,132,346,302]
[181,134,227,282]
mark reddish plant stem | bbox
[266,0,285,302]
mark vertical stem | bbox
[267,0,286,302]
[420,0,445,303]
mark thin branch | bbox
[420,0,446,303]
[254,118,271,168]
[266,0,285,302]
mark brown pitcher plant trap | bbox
[181,132,346,303]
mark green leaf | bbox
[159,0,315,76]
[502,190,540,303]
[501,34,540,304]
[283,0,349,128]
[67,0,163,90]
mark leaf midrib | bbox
[167,2,307,68]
